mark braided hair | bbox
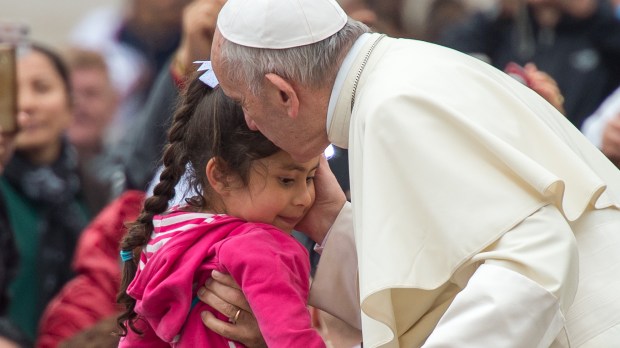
[116,75,280,335]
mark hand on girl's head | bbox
[294,155,347,243]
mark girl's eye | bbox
[279,177,294,185]
[306,176,315,184]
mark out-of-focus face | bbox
[16,49,72,158]
[68,67,117,154]
[338,0,378,28]
[132,0,192,40]
[221,151,320,233]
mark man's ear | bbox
[265,73,299,119]
[206,158,229,195]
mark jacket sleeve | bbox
[308,202,361,330]
[217,228,325,348]
[423,204,578,347]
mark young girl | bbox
[116,73,325,347]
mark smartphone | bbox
[0,20,30,56]
[0,44,17,134]
[0,21,29,134]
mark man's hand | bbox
[174,0,226,77]
[601,115,620,166]
[197,270,266,348]
[524,63,566,115]
[295,155,347,244]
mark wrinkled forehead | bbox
[210,30,230,83]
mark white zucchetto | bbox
[217,0,348,49]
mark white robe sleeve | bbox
[422,264,566,348]
[309,202,362,330]
[423,204,578,347]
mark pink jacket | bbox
[120,209,325,348]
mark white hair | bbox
[218,18,370,95]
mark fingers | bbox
[197,284,244,320]
[198,273,267,348]
[196,271,268,347]
[201,310,237,338]
[183,0,223,37]
[201,310,266,348]
[522,63,565,114]
[314,155,347,205]
[295,155,346,242]
[212,269,240,289]
[200,311,247,343]
[197,271,251,313]
[602,116,620,161]
[177,0,227,67]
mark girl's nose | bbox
[294,184,313,207]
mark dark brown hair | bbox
[66,48,109,74]
[29,43,72,105]
[116,75,279,335]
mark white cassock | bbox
[309,33,620,348]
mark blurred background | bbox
[0,0,122,48]
[1,1,620,347]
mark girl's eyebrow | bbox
[280,161,320,172]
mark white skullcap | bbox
[217,0,348,49]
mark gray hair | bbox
[218,18,371,95]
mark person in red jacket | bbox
[36,190,145,348]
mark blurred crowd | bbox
[1,0,620,347]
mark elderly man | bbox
[198,0,620,347]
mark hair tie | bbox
[120,250,133,262]
[194,61,219,88]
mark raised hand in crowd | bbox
[172,0,227,78]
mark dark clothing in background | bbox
[94,60,180,195]
[0,194,17,315]
[438,0,620,128]
[0,141,90,339]
[0,205,32,347]
[37,191,144,348]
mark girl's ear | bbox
[206,158,229,195]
